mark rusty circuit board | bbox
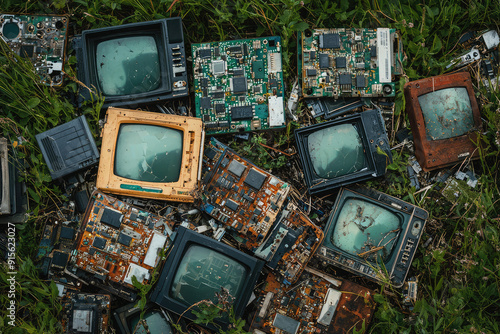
[250,267,375,334]
[200,138,290,248]
[254,203,324,284]
[73,191,175,290]
[60,292,110,334]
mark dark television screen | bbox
[331,198,401,262]
[114,124,182,183]
[130,310,173,334]
[418,87,475,140]
[295,109,392,195]
[96,36,161,96]
[308,123,368,179]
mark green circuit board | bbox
[0,14,68,86]
[192,36,286,135]
[299,28,403,99]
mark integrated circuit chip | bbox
[93,236,106,250]
[231,76,247,93]
[319,33,340,49]
[356,74,366,88]
[198,48,211,59]
[200,97,212,109]
[244,168,267,190]
[100,208,122,229]
[339,74,352,85]
[336,56,347,68]
[231,105,253,120]
[117,232,132,247]
[319,53,330,69]
[228,159,247,177]
[225,199,240,212]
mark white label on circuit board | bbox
[268,96,285,127]
[377,28,391,83]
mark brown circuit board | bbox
[254,203,324,284]
[72,191,175,291]
[60,292,110,334]
[250,267,375,334]
[200,137,290,248]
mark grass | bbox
[1,0,499,333]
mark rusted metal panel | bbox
[404,72,483,171]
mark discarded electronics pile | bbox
[1,13,497,334]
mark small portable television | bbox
[404,71,483,171]
[295,109,392,195]
[74,18,188,108]
[96,107,204,202]
[150,226,264,329]
[315,186,428,288]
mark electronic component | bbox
[60,292,110,334]
[254,202,324,283]
[199,138,290,250]
[0,14,68,85]
[299,28,403,98]
[71,191,175,301]
[192,37,286,134]
[249,268,375,333]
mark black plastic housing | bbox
[295,109,392,196]
[316,185,428,288]
[74,18,188,108]
[35,115,99,180]
[150,226,264,330]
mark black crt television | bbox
[150,226,264,329]
[35,115,99,180]
[74,18,188,108]
[295,109,392,196]
[315,186,428,288]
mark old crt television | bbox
[150,226,264,328]
[74,18,188,108]
[96,107,204,202]
[35,115,99,180]
[295,109,392,195]
[316,186,428,288]
[404,72,482,171]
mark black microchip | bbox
[319,53,330,69]
[306,69,317,76]
[214,47,220,56]
[233,68,244,76]
[243,43,249,56]
[88,248,96,255]
[201,78,209,87]
[221,156,230,167]
[243,194,253,202]
[231,77,247,93]
[214,103,225,114]
[101,208,122,229]
[20,45,34,58]
[227,159,246,177]
[93,207,100,215]
[370,46,377,57]
[356,74,366,88]
[264,216,270,222]
[270,79,278,87]
[254,208,262,216]
[339,74,352,85]
[205,147,217,160]
[336,57,347,68]
[225,199,239,211]
[319,33,341,48]
[310,51,316,60]
[228,45,242,54]
[244,168,267,190]
[198,48,211,59]
[200,97,212,109]
[203,115,211,122]
[60,227,75,240]
[219,121,230,128]
[231,106,253,120]
[117,233,132,247]
[51,251,69,268]
[86,227,93,233]
[239,96,246,102]
[93,236,106,250]
[212,92,225,99]
[253,85,261,93]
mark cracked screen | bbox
[308,124,367,179]
[332,198,401,262]
[418,87,474,140]
[96,36,161,96]
[170,245,247,305]
[114,124,182,182]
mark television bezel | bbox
[0,138,11,214]
[75,18,188,108]
[96,107,205,203]
[317,185,428,288]
[404,71,482,171]
[150,226,264,328]
[294,109,392,195]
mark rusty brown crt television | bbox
[404,72,483,171]
[96,107,204,202]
